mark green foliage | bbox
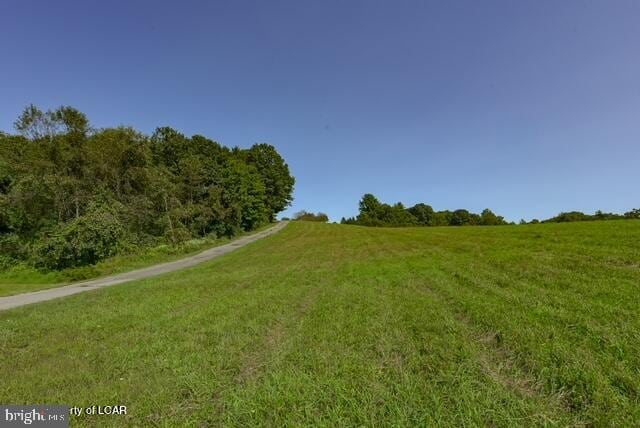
[243,143,295,221]
[0,234,26,269]
[544,211,591,223]
[293,211,329,222]
[0,105,295,270]
[345,194,636,228]
[34,204,126,270]
[343,194,507,227]
[625,208,640,219]
[0,195,10,235]
[480,208,506,226]
[450,209,473,226]
[359,193,381,215]
[541,209,633,223]
[408,203,435,226]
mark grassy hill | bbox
[1,221,639,426]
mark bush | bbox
[0,233,26,260]
[34,205,126,269]
[293,211,329,222]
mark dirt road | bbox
[0,221,288,312]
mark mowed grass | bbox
[0,221,639,426]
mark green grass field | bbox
[1,221,639,426]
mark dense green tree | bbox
[544,211,590,223]
[344,194,634,228]
[408,203,435,226]
[343,194,506,228]
[480,208,507,226]
[433,210,453,226]
[293,211,329,222]
[450,209,472,226]
[359,193,381,214]
[542,210,629,223]
[0,105,294,269]
[380,203,417,226]
[244,144,295,221]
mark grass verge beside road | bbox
[0,223,276,297]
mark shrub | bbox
[34,205,126,269]
[293,211,329,222]
[0,233,26,260]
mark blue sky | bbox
[1,1,638,222]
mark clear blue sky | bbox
[1,1,638,222]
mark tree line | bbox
[341,194,639,227]
[532,209,640,224]
[0,105,294,270]
[340,194,508,227]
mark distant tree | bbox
[359,194,381,214]
[386,202,417,226]
[316,212,329,222]
[348,195,509,228]
[433,210,452,226]
[340,216,358,225]
[480,208,506,226]
[352,195,418,226]
[293,210,329,222]
[339,194,636,229]
[544,211,590,223]
[450,209,471,226]
[408,203,435,226]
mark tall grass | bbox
[1,220,638,426]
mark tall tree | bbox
[244,143,295,221]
